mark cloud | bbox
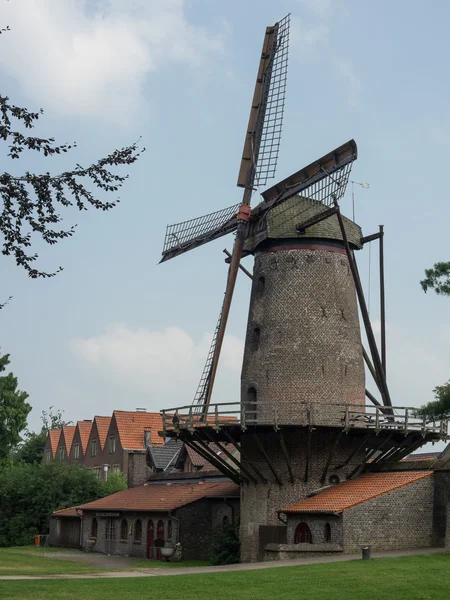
[71,324,244,405]
[335,60,361,107]
[300,0,334,19]
[1,0,224,122]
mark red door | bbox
[156,520,165,560]
[146,520,154,559]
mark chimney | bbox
[136,408,147,412]
[144,430,151,448]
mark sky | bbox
[1,0,449,451]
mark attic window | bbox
[109,436,116,454]
[257,276,265,297]
[91,440,97,457]
[73,443,80,460]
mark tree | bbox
[420,262,450,296]
[415,381,450,420]
[100,470,127,497]
[0,461,128,547]
[209,523,240,565]
[0,353,30,463]
[14,406,72,465]
[1,20,143,279]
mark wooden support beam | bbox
[304,427,312,482]
[223,249,253,280]
[204,430,258,484]
[334,198,392,407]
[379,225,386,377]
[278,431,294,484]
[360,231,383,245]
[183,435,242,485]
[335,432,372,469]
[222,429,268,483]
[253,433,283,486]
[321,430,343,483]
[365,389,382,407]
[347,432,394,479]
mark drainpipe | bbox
[75,508,83,549]
[277,510,287,525]
[168,510,180,544]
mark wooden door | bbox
[147,520,154,559]
[105,518,116,554]
[258,525,287,561]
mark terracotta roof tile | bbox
[76,421,92,453]
[48,430,61,456]
[52,506,80,517]
[61,425,76,454]
[78,480,239,512]
[282,471,433,514]
[94,416,111,450]
[113,411,164,449]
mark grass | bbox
[0,546,99,576]
[134,559,211,569]
[1,553,450,599]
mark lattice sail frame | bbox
[254,14,290,187]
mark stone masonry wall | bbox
[342,476,434,552]
[127,452,149,487]
[239,429,365,562]
[286,514,342,546]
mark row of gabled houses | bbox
[43,410,165,485]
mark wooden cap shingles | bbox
[113,411,164,449]
[282,471,433,514]
[78,481,239,512]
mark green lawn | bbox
[1,554,450,599]
[0,547,99,576]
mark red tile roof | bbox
[61,425,76,454]
[185,443,236,469]
[113,411,164,449]
[48,430,61,457]
[282,471,433,514]
[93,416,111,450]
[76,421,92,453]
[78,481,239,512]
[52,506,80,517]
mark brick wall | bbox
[432,471,450,547]
[239,428,365,562]
[342,476,434,552]
[287,514,342,546]
[177,500,212,560]
[241,247,365,427]
[127,452,149,487]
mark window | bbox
[109,436,116,454]
[46,450,51,463]
[111,464,120,472]
[223,515,229,526]
[247,387,257,406]
[253,326,261,347]
[257,275,265,297]
[294,522,313,544]
[93,467,101,479]
[325,523,331,542]
[73,443,80,459]
[59,446,65,461]
[91,439,97,457]
[167,520,172,540]
[134,519,142,542]
[120,519,128,540]
[91,518,98,538]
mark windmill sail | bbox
[161,203,240,263]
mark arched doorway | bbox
[105,518,116,554]
[146,520,154,559]
[156,520,165,560]
[294,522,312,544]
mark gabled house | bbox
[83,416,112,478]
[103,410,164,483]
[69,420,93,463]
[43,429,61,462]
[146,438,183,474]
[57,426,76,462]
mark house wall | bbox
[177,500,212,560]
[287,514,342,546]
[343,476,434,552]
[432,471,450,547]
[49,517,81,548]
[104,416,125,474]
[69,428,83,465]
[211,498,240,530]
[42,437,55,462]
[83,422,106,476]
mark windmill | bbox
[159,15,448,563]
[161,14,357,414]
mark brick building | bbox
[69,421,92,463]
[43,429,61,462]
[50,479,239,560]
